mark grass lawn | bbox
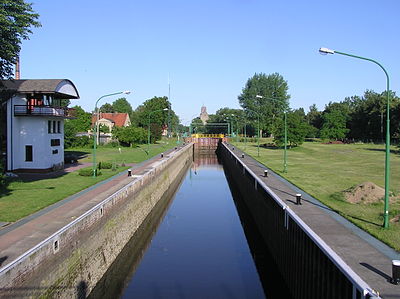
[232,139,400,251]
[0,139,179,222]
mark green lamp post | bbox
[245,107,260,157]
[319,47,391,228]
[148,108,169,153]
[93,91,131,178]
[263,96,288,173]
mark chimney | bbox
[15,56,20,80]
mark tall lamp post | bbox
[148,108,169,153]
[93,91,131,178]
[262,96,288,173]
[319,47,391,228]
[245,107,260,157]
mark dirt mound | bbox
[343,182,385,204]
[390,215,400,223]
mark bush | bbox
[98,161,112,169]
[79,167,101,176]
[65,135,93,149]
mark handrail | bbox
[191,134,225,138]
[14,105,68,117]
[222,142,378,298]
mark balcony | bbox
[14,105,71,117]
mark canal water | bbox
[90,152,291,298]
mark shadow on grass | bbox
[16,170,72,183]
[64,150,89,159]
[363,148,400,155]
[12,186,55,191]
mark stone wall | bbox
[0,144,193,298]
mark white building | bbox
[0,79,80,172]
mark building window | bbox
[25,145,33,162]
[51,139,60,146]
[53,121,56,134]
[57,121,61,133]
[52,149,58,154]
[48,120,52,133]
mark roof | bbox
[0,79,80,99]
[92,113,130,127]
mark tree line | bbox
[65,96,178,148]
[191,73,400,147]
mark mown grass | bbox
[0,139,179,222]
[232,139,400,251]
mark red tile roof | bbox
[92,113,130,127]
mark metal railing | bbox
[191,134,225,138]
[14,105,68,117]
[221,142,379,299]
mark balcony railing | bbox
[14,105,69,117]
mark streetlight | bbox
[319,47,391,228]
[245,106,260,157]
[229,113,240,142]
[148,108,169,153]
[93,91,131,177]
[225,115,234,138]
[262,96,288,173]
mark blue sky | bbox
[21,0,400,124]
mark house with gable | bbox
[92,112,131,132]
[0,79,80,172]
[91,112,131,144]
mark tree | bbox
[65,106,92,133]
[320,103,350,140]
[112,97,133,114]
[100,103,114,113]
[214,107,245,135]
[274,109,310,147]
[238,73,290,135]
[134,96,178,142]
[112,126,147,147]
[99,124,110,133]
[346,91,400,142]
[0,0,41,79]
[64,106,92,147]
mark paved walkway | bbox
[228,144,400,298]
[0,149,176,270]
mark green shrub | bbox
[79,167,101,176]
[98,161,112,169]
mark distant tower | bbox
[200,106,209,125]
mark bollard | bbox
[392,260,400,285]
[127,169,132,177]
[241,153,245,158]
[296,193,302,205]
[264,169,268,177]
[161,153,164,158]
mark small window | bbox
[52,149,58,154]
[25,145,33,162]
[51,139,60,146]
[57,121,61,133]
[48,120,52,133]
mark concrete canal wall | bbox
[0,144,193,298]
[217,142,378,299]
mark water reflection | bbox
[90,151,289,298]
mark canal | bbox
[89,151,291,298]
